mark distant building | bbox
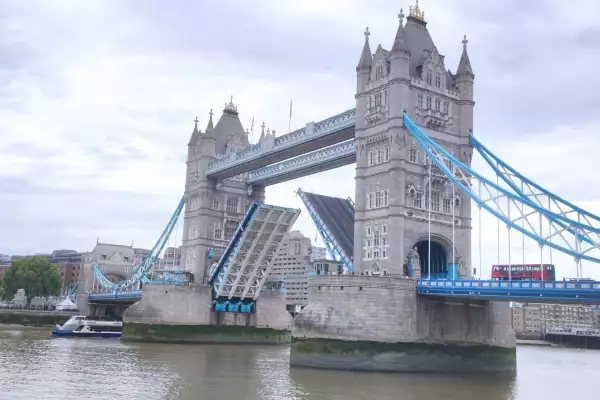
[512,302,600,339]
[309,246,327,262]
[313,259,343,276]
[511,303,543,338]
[267,230,314,312]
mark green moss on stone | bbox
[292,337,516,361]
[0,310,74,327]
[122,322,291,344]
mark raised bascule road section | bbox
[78,1,600,374]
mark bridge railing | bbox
[88,290,142,300]
[206,108,356,175]
[417,279,600,290]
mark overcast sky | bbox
[2,0,600,279]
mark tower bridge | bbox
[80,1,600,373]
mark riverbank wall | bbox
[0,309,75,326]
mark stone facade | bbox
[182,102,265,285]
[353,4,474,278]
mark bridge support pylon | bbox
[121,284,293,344]
[290,275,516,373]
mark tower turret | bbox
[199,109,216,158]
[455,35,475,134]
[390,9,410,80]
[356,27,372,92]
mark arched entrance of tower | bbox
[412,235,457,279]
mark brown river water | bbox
[0,326,597,400]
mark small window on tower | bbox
[435,98,441,111]
[426,96,432,109]
[436,73,441,88]
[375,92,382,106]
[426,70,432,85]
[375,64,384,79]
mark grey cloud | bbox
[1,0,600,258]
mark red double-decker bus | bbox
[491,264,555,281]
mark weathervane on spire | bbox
[398,8,405,26]
[224,95,238,113]
[194,116,199,130]
[409,0,425,21]
[462,34,469,48]
[364,26,370,40]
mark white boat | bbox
[51,316,122,338]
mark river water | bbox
[0,326,596,400]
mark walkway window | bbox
[443,197,451,214]
[409,144,417,163]
[213,224,223,240]
[363,225,389,261]
[226,197,238,213]
[375,64,384,79]
[368,151,375,166]
[414,192,422,208]
[375,92,382,107]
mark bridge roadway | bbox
[89,279,600,305]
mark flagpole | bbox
[288,99,293,134]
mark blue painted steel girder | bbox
[402,113,600,264]
[91,196,185,292]
[417,279,600,304]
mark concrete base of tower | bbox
[289,275,516,373]
[121,284,292,344]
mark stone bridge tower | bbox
[182,99,265,284]
[353,3,474,279]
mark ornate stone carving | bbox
[408,246,420,270]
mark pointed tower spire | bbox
[204,109,215,137]
[391,8,410,54]
[207,109,214,130]
[259,121,266,143]
[456,35,474,78]
[188,116,201,146]
[356,26,373,72]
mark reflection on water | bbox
[0,325,596,400]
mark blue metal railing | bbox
[417,279,600,303]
